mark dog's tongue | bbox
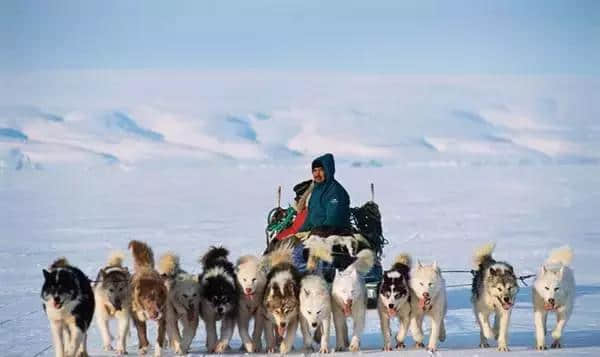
[544,302,555,311]
[387,308,396,317]
[245,293,255,301]
[418,298,430,311]
[343,303,352,316]
[502,302,513,311]
[277,326,286,337]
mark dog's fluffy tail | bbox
[158,252,180,276]
[393,253,411,268]
[236,255,259,267]
[546,246,573,267]
[268,241,294,267]
[200,246,229,267]
[351,249,375,274]
[107,251,125,268]
[304,236,333,271]
[129,240,155,271]
[473,242,496,269]
[50,257,69,269]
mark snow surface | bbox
[1,165,599,356]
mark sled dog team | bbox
[41,241,575,356]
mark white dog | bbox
[533,246,575,350]
[331,249,375,352]
[235,255,267,353]
[409,261,447,352]
[158,252,201,355]
[299,274,332,353]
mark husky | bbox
[533,246,575,350]
[409,260,447,352]
[93,251,131,355]
[129,240,168,356]
[377,253,411,351]
[471,242,518,352]
[199,246,238,353]
[235,255,267,353]
[263,243,302,354]
[158,252,201,355]
[299,274,332,353]
[41,258,95,357]
[331,249,375,352]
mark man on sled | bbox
[275,153,351,240]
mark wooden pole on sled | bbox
[370,182,375,202]
[277,185,282,208]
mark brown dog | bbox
[129,240,168,356]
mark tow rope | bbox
[442,269,536,288]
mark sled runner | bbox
[265,183,386,308]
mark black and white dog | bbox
[41,258,95,357]
[377,253,411,351]
[199,247,238,353]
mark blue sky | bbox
[1,0,599,74]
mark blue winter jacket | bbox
[299,153,351,232]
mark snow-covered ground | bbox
[1,165,599,356]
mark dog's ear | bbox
[334,269,340,278]
[417,260,423,269]
[43,269,50,281]
[304,288,310,296]
[351,269,358,278]
[542,265,548,274]
[432,261,439,271]
[489,267,497,276]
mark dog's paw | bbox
[173,345,184,355]
[383,343,393,352]
[103,344,114,352]
[349,337,360,352]
[396,342,406,349]
[335,345,346,352]
[319,345,329,354]
[426,347,437,353]
[115,347,128,356]
[551,340,562,349]
[267,346,277,354]
[138,346,149,355]
[243,341,255,353]
[153,347,162,357]
[415,342,425,349]
[536,344,547,351]
[497,343,510,352]
[479,341,490,348]
[215,341,229,354]
[280,342,292,354]
[76,352,89,357]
